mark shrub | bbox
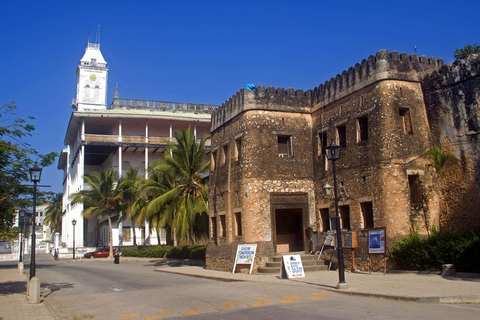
[121,244,207,260]
[390,229,480,273]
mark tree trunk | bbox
[107,215,114,259]
[132,220,137,246]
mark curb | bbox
[154,268,480,304]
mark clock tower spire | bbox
[73,39,109,111]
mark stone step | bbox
[257,253,329,274]
[257,266,281,274]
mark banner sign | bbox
[232,244,257,274]
[282,255,305,278]
[368,227,386,255]
[324,230,335,247]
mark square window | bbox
[357,116,368,142]
[221,145,228,166]
[320,208,330,232]
[336,125,347,147]
[122,227,132,242]
[211,151,216,171]
[278,135,293,157]
[219,215,226,237]
[339,205,350,230]
[361,202,374,229]
[399,108,413,135]
[211,217,217,239]
[235,138,242,161]
[234,212,242,236]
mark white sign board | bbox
[324,230,335,247]
[282,255,305,278]
[233,244,257,274]
[368,228,386,255]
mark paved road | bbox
[27,255,480,319]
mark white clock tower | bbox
[73,41,108,111]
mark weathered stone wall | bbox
[422,56,480,230]
[206,242,274,272]
[208,49,479,272]
[208,107,316,269]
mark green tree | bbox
[428,146,457,221]
[0,102,57,231]
[454,43,480,60]
[0,225,18,241]
[145,128,210,242]
[44,193,63,233]
[119,168,142,246]
[69,169,121,258]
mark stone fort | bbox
[206,49,480,271]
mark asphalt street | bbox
[15,254,479,320]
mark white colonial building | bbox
[58,41,217,250]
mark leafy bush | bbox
[390,229,480,273]
[121,244,207,260]
[454,43,480,60]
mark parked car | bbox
[84,247,110,258]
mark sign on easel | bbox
[282,255,305,278]
[368,228,386,255]
[324,230,336,247]
[232,244,257,274]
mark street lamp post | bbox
[324,140,348,289]
[29,162,42,280]
[72,219,77,260]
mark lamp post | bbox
[29,162,42,280]
[72,219,77,260]
[324,140,348,289]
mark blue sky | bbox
[1,0,478,193]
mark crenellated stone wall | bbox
[208,49,479,272]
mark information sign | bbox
[232,244,257,274]
[323,230,335,247]
[282,254,305,278]
[368,227,386,254]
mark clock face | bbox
[89,74,97,82]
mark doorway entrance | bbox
[274,208,303,253]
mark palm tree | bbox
[145,127,210,242]
[69,169,121,259]
[44,193,63,233]
[119,168,142,246]
[428,146,457,221]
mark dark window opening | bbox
[320,208,330,232]
[357,116,368,142]
[339,205,350,230]
[221,145,228,166]
[361,202,374,229]
[234,212,242,236]
[211,151,216,171]
[319,132,328,155]
[235,138,242,161]
[278,135,293,157]
[408,175,423,205]
[399,108,413,135]
[211,217,217,239]
[336,125,347,147]
[220,215,226,237]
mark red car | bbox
[84,247,110,258]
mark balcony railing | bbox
[111,99,218,114]
[84,134,210,147]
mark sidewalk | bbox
[152,262,480,304]
[0,267,56,320]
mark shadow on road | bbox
[41,282,75,298]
